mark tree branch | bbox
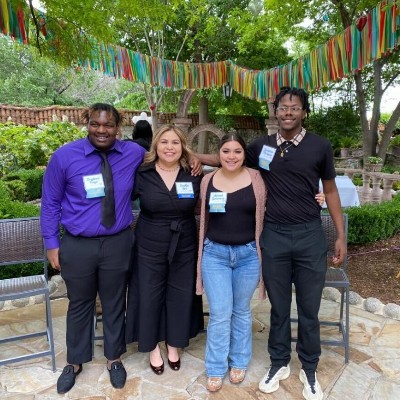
[28,0,42,56]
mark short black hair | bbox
[81,103,124,126]
[273,87,310,116]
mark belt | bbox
[64,226,130,239]
[264,218,321,231]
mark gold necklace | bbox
[156,163,179,172]
[278,142,295,157]
[278,130,303,157]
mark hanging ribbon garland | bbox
[0,0,399,101]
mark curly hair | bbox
[143,125,192,171]
[273,87,311,117]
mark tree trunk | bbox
[354,71,373,164]
[197,97,209,153]
[378,101,400,160]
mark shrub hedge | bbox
[3,168,44,201]
[0,181,40,219]
[346,194,400,244]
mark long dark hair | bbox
[132,120,153,150]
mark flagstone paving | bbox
[1,290,400,399]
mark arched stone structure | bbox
[176,89,196,118]
[171,90,197,133]
[187,124,228,148]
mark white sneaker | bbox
[258,365,290,393]
[299,369,323,400]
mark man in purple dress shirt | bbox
[40,104,145,394]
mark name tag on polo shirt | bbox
[259,145,276,171]
[176,182,194,198]
[209,192,227,213]
[83,174,105,198]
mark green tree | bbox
[263,0,400,162]
[0,36,133,106]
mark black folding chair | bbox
[0,217,56,371]
[291,213,350,363]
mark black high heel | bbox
[150,360,164,375]
[149,345,164,375]
[165,342,181,371]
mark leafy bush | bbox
[0,181,39,219]
[0,180,41,279]
[0,121,85,170]
[3,169,44,201]
[0,263,44,280]
[305,103,361,153]
[211,114,236,131]
[346,194,400,244]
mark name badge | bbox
[209,191,227,213]
[176,182,194,198]
[83,174,105,198]
[259,145,277,171]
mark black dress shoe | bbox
[108,361,127,389]
[57,364,82,394]
[150,360,164,375]
[168,357,181,371]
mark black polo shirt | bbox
[247,132,336,224]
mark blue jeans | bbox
[202,238,260,377]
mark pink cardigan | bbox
[196,167,267,300]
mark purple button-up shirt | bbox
[40,137,145,250]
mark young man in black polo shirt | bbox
[246,87,346,400]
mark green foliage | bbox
[305,103,362,151]
[0,36,131,107]
[0,263,44,281]
[211,114,236,132]
[0,181,40,219]
[3,169,44,201]
[367,156,383,164]
[0,121,85,170]
[389,135,400,148]
[346,195,400,244]
[351,174,363,186]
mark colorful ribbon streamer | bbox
[1,0,399,101]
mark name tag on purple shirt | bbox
[83,174,105,198]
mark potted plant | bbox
[338,136,357,158]
[364,156,384,172]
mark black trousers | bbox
[60,228,133,364]
[260,219,328,371]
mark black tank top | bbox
[206,180,256,245]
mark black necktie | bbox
[99,152,116,227]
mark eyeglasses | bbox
[276,106,304,113]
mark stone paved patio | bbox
[1,290,400,399]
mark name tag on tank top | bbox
[209,191,227,213]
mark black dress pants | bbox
[260,219,328,371]
[60,228,132,364]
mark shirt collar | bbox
[276,128,306,146]
[83,136,122,156]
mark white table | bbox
[320,175,360,208]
